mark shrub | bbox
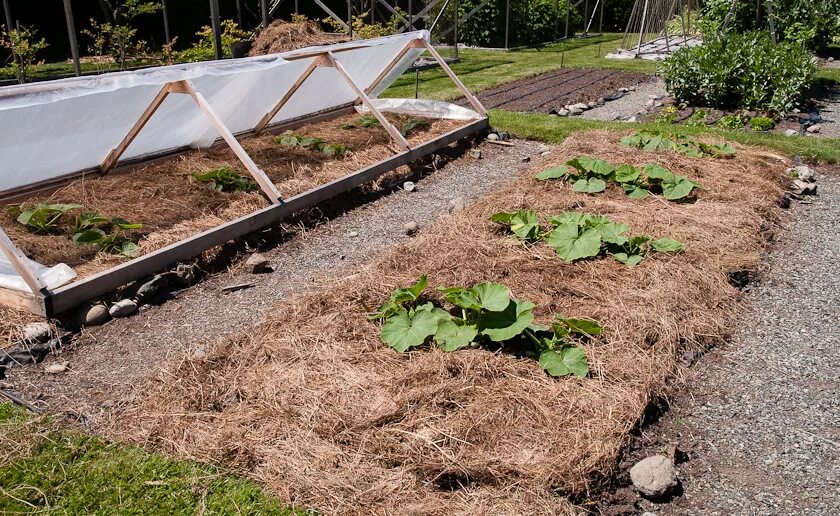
[659,31,816,114]
[179,19,249,62]
[748,116,775,131]
[0,25,48,83]
[716,114,745,130]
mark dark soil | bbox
[471,67,649,113]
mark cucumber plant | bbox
[536,157,704,201]
[491,211,683,265]
[192,167,257,193]
[11,203,82,234]
[620,130,735,158]
[340,114,380,129]
[371,275,599,378]
[276,130,347,157]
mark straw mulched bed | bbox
[249,19,346,56]
[0,307,42,350]
[109,131,790,514]
[0,113,461,280]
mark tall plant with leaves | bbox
[371,275,598,377]
[83,0,161,69]
[0,25,49,84]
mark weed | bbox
[716,114,745,131]
[749,116,775,131]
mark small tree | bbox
[0,25,49,84]
[82,0,161,70]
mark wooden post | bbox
[209,0,223,60]
[420,39,487,116]
[62,0,82,77]
[325,53,410,151]
[0,228,46,296]
[254,58,321,133]
[172,80,282,203]
[260,0,270,28]
[504,0,510,49]
[101,85,171,173]
[364,39,418,94]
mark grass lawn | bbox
[0,403,307,515]
[489,109,840,163]
[384,33,657,101]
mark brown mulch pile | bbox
[108,130,790,514]
[249,20,345,56]
[0,113,460,280]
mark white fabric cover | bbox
[0,31,430,193]
[0,253,75,293]
[359,98,480,120]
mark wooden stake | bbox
[101,84,171,173]
[0,227,46,295]
[254,58,320,134]
[420,40,487,116]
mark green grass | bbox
[384,34,657,101]
[0,403,308,515]
[489,109,840,163]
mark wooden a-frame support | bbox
[100,80,282,204]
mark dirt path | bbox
[6,140,541,422]
[630,170,840,515]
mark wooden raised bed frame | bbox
[0,38,488,317]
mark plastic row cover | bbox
[0,31,430,193]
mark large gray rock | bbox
[246,253,271,274]
[792,179,817,196]
[806,123,822,134]
[784,129,799,137]
[135,275,168,303]
[556,108,570,116]
[109,299,138,318]
[629,455,679,498]
[22,322,52,343]
[568,105,584,115]
[790,164,815,182]
[82,305,110,327]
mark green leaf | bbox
[553,316,602,336]
[435,319,478,351]
[120,241,140,258]
[538,347,589,377]
[73,228,106,244]
[593,221,630,245]
[437,286,481,310]
[614,164,641,183]
[712,143,735,155]
[625,186,650,199]
[651,237,684,253]
[479,299,535,342]
[535,166,568,181]
[572,177,607,193]
[508,210,540,241]
[549,212,594,227]
[472,282,511,312]
[111,217,143,230]
[612,252,645,266]
[391,274,428,304]
[620,134,642,148]
[643,164,674,181]
[576,156,614,176]
[380,308,439,352]
[547,224,602,262]
[661,175,696,200]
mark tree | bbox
[82,0,161,70]
[0,25,49,84]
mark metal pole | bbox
[62,0,82,77]
[408,0,413,30]
[295,0,299,14]
[236,0,243,26]
[504,0,510,49]
[565,0,570,39]
[454,0,459,59]
[599,0,605,33]
[260,0,269,28]
[348,0,354,39]
[162,0,171,43]
[2,0,11,31]
[636,0,650,55]
[209,0,223,60]
[584,0,589,35]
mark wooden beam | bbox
[420,40,487,117]
[171,80,282,204]
[364,39,423,94]
[325,52,410,151]
[101,84,171,173]
[46,117,488,315]
[254,58,320,134]
[0,227,46,296]
[0,286,46,316]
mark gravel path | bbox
[7,140,541,420]
[811,84,840,139]
[634,171,840,515]
[582,77,667,121]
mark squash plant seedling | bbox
[537,157,704,201]
[370,275,599,377]
[491,211,683,265]
[340,114,380,129]
[192,167,257,193]
[400,117,428,137]
[11,203,82,234]
[620,130,735,158]
[276,130,347,157]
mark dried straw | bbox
[109,131,790,514]
[249,20,346,57]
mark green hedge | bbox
[659,31,816,114]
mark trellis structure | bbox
[0,31,487,317]
[608,0,702,60]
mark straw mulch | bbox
[109,130,790,514]
[0,306,42,350]
[0,113,460,280]
[249,20,346,56]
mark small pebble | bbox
[45,363,68,374]
[348,231,359,238]
[806,124,822,134]
[784,129,798,137]
[109,299,138,318]
[403,221,419,235]
[447,197,465,214]
[470,149,482,159]
[246,253,271,274]
[487,133,499,141]
[521,156,531,162]
[403,181,416,192]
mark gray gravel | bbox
[582,77,668,121]
[8,139,541,420]
[810,85,840,139]
[641,172,840,515]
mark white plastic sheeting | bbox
[0,254,75,293]
[0,31,430,193]
[360,98,480,121]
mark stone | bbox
[470,149,482,159]
[536,144,551,154]
[568,106,584,115]
[44,363,67,374]
[572,102,589,111]
[403,181,417,192]
[628,85,636,91]
[82,304,110,327]
[629,455,679,498]
[648,94,658,99]
[447,197,465,214]
[829,57,835,62]
[784,129,798,137]
[496,131,510,141]
[348,231,359,238]
[403,221,419,235]
[792,164,815,182]
[806,123,822,134]
[645,99,655,107]
[487,132,500,141]
[791,179,817,196]
[135,274,167,303]
[521,156,531,162]
[173,263,199,286]
[627,117,637,123]
[618,87,629,93]
[642,513,658,516]
[22,322,52,343]
[654,102,663,108]
[597,97,606,105]
[109,299,138,318]
[246,253,270,274]
[556,108,570,116]
[587,101,596,108]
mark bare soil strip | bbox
[93,131,789,514]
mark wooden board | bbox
[45,117,488,315]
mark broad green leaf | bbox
[712,143,735,155]
[549,212,595,227]
[547,224,602,262]
[435,319,478,351]
[643,164,674,181]
[554,316,602,336]
[120,241,140,258]
[625,186,650,199]
[391,274,428,304]
[492,210,540,241]
[661,175,696,200]
[535,166,568,181]
[577,156,614,176]
[614,164,641,183]
[111,217,143,230]
[572,178,606,193]
[437,286,481,310]
[620,134,642,148]
[489,212,513,224]
[651,237,684,253]
[380,308,439,352]
[538,346,589,377]
[612,252,645,266]
[593,221,630,245]
[472,282,511,312]
[73,228,106,244]
[479,299,535,342]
